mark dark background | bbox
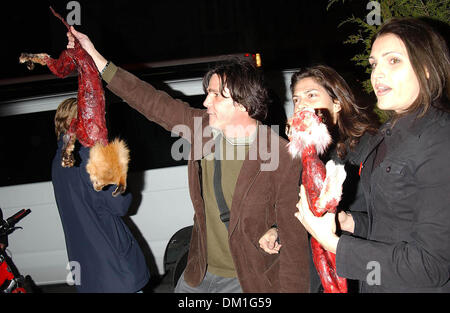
[1,1,373,292]
[0,0,377,188]
[0,0,374,187]
[0,0,369,81]
[0,1,447,293]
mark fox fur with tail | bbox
[287,107,346,214]
[86,139,130,197]
[288,107,348,293]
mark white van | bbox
[0,55,296,287]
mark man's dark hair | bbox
[202,57,269,122]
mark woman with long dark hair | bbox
[259,64,380,292]
[296,17,450,292]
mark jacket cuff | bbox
[336,234,364,280]
[336,234,350,278]
[101,61,118,84]
[351,211,369,238]
[336,234,371,282]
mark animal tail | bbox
[50,7,71,31]
[316,160,347,214]
[86,139,130,197]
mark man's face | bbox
[203,74,241,131]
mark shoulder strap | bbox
[213,134,230,229]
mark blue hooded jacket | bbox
[51,138,149,292]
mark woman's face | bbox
[292,77,341,124]
[369,33,420,113]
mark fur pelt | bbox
[288,106,348,292]
[86,139,130,197]
[287,107,331,158]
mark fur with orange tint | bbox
[86,139,130,197]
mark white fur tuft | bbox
[287,108,332,158]
[317,160,347,210]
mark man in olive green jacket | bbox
[67,26,310,292]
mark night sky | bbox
[0,0,369,81]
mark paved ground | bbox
[34,271,174,293]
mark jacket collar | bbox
[228,124,275,237]
[360,104,448,172]
[381,104,447,139]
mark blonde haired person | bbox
[51,98,149,292]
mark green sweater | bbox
[201,132,253,277]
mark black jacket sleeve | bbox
[336,120,450,289]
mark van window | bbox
[106,92,205,172]
[0,110,56,187]
[0,92,205,187]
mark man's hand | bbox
[258,227,282,254]
[295,185,339,254]
[67,26,108,72]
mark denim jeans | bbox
[174,270,242,293]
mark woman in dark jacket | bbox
[51,98,150,293]
[296,18,450,292]
[259,65,380,292]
